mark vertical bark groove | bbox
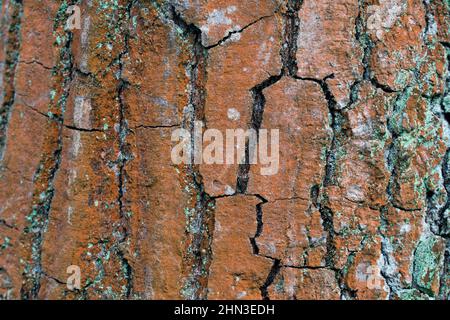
[0,0,23,163]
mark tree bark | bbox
[0,0,449,300]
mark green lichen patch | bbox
[412,235,445,296]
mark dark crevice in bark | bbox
[426,149,450,238]
[42,272,66,285]
[355,0,373,82]
[316,188,350,299]
[18,59,52,70]
[432,47,450,239]
[0,0,23,163]
[346,0,367,108]
[295,74,340,186]
[319,206,336,269]
[249,195,268,255]
[205,15,274,50]
[171,4,279,51]
[321,77,340,187]
[20,111,63,299]
[306,77,339,271]
[64,125,103,133]
[422,0,434,42]
[347,80,363,110]
[281,0,302,76]
[249,77,273,127]
[272,196,307,203]
[115,0,135,299]
[74,67,99,81]
[310,184,320,207]
[236,75,282,194]
[260,259,281,300]
[371,78,399,93]
[22,102,104,132]
[0,219,17,230]
[443,111,450,125]
[282,264,334,270]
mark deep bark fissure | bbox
[433,46,450,238]
[422,0,434,42]
[281,0,302,77]
[236,74,282,194]
[321,77,340,187]
[0,0,23,163]
[425,149,450,239]
[260,259,281,300]
[115,0,135,299]
[249,195,268,255]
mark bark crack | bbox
[249,195,268,255]
[260,259,281,300]
[205,15,275,50]
[0,0,23,163]
[18,59,52,70]
[115,0,135,299]
[236,74,282,194]
[0,219,17,230]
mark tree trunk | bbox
[0,0,449,300]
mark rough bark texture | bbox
[0,0,449,300]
